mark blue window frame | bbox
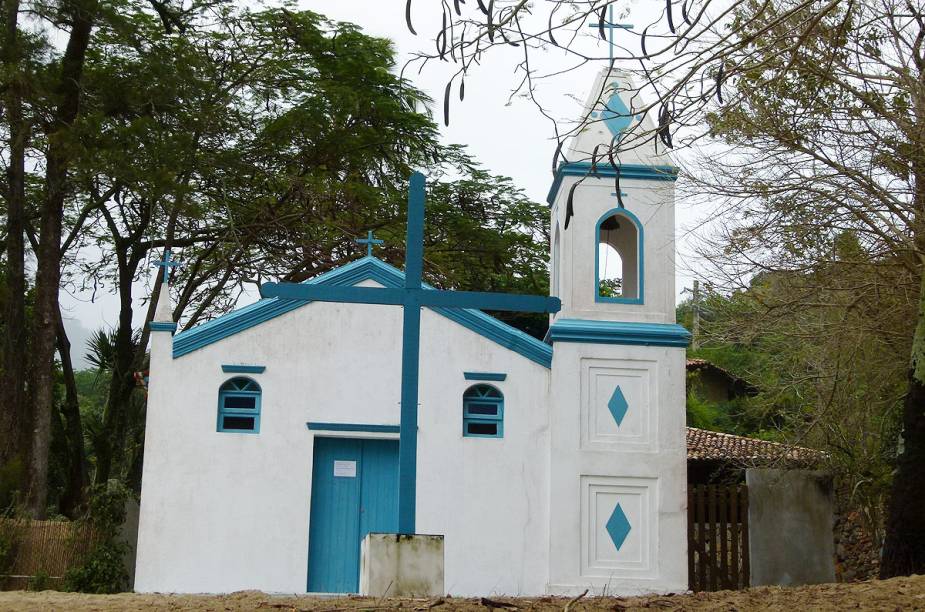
[217,377,261,433]
[595,207,644,304]
[463,384,504,438]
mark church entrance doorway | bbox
[307,437,400,593]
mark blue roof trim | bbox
[173,257,554,368]
[149,321,177,334]
[221,364,266,374]
[547,318,691,347]
[546,161,679,205]
[307,422,400,434]
[464,372,507,381]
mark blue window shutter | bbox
[217,377,262,434]
[462,384,504,438]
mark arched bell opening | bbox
[595,208,643,304]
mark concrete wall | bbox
[746,468,835,587]
[136,284,551,596]
[120,498,140,589]
[360,534,444,597]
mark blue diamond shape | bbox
[606,503,631,551]
[608,385,629,426]
[602,85,634,137]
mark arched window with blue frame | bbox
[463,384,504,438]
[217,377,261,433]
[596,208,644,304]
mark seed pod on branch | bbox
[443,79,453,126]
[405,0,417,35]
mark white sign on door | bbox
[333,460,357,478]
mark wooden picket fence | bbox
[688,484,750,591]
[0,518,100,590]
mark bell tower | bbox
[546,69,690,595]
[548,69,680,325]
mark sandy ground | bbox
[0,575,923,611]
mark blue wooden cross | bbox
[153,249,181,284]
[260,172,561,534]
[588,4,633,63]
[356,230,384,257]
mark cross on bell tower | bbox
[153,249,181,284]
[588,4,633,63]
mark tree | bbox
[682,0,925,575]
[5,3,553,508]
[0,0,30,507]
[4,0,102,518]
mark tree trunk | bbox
[94,252,137,485]
[881,54,925,577]
[880,264,925,577]
[26,0,98,518]
[55,311,87,518]
[0,0,29,492]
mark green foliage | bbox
[0,529,14,575]
[27,569,50,591]
[422,170,549,337]
[679,257,908,546]
[685,373,739,432]
[63,542,129,594]
[598,278,622,299]
[62,482,132,594]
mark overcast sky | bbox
[59,0,706,368]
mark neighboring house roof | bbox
[172,256,554,368]
[686,427,824,467]
[686,358,759,397]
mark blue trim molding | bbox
[464,372,507,381]
[306,422,401,434]
[173,256,554,368]
[221,364,266,374]
[547,319,691,347]
[595,207,645,305]
[149,321,177,334]
[546,161,679,205]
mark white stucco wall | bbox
[551,177,677,325]
[135,284,551,596]
[547,342,688,595]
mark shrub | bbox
[62,482,131,594]
[27,569,51,591]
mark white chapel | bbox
[135,68,690,597]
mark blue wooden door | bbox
[307,437,399,593]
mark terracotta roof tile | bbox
[686,427,824,466]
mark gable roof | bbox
[686,358,758,397]
[686,427,824,467]
[172,256,554,368]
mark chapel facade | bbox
[135,68,689,596]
